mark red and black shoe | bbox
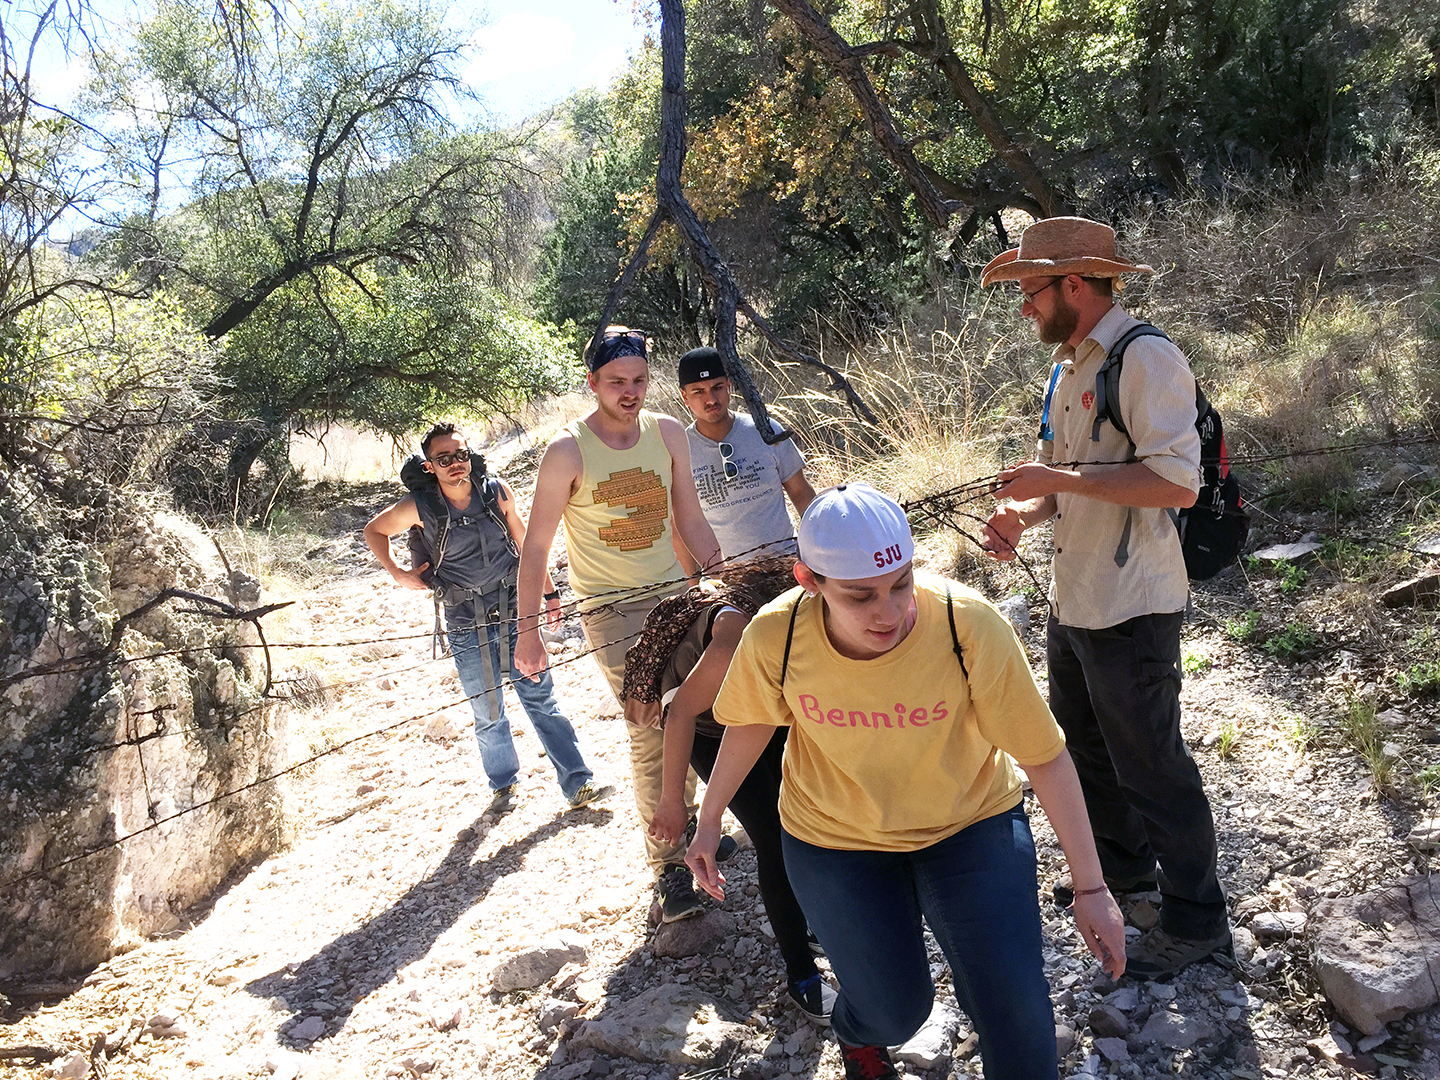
[840,1043,899,1080]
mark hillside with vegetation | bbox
[1,0,1439,1077]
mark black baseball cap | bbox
[677,347,727,387]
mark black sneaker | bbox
[787,974,837,1025]
[840,1043,899,1080]
[656,863,704,923]
[1052,872,1157,907]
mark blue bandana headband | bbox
[588,333,648,372]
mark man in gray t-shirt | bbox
[676,348,816,566]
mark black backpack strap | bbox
[779,593,803,688]
[412,487,452,573]
[482,475,520,559]
[944,586,970,681]
[1093,323,1171,442]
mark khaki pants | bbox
[581,593,698,875]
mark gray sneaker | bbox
[568,781,613,810]
[657,863,704,923]
[487,783,518,816]
[1125,926,1233,979]
[787,974,838,1025]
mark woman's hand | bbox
[1073,890,1127,979]
[684,817,727,902]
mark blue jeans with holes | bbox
[781,805,1058,1079]
[447,600,591,800]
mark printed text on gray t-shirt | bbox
[686,412,805,561]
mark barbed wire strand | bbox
[0,623,649,895]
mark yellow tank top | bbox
[563,410,685,608]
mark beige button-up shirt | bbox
[1036,304,1201,629]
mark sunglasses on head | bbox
[719,441,738,481]
[429,447,471,468]
[589,329,649,370]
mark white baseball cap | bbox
[797,483,914,580]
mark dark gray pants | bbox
[1047,612,1228,939]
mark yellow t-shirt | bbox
[563,410,685,611]
[713,574,1065,851]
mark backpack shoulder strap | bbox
[944,586,970,681]
[779,593,804,688]
[412,487,452,571]
[482,475,519,559]
[1093,323,1171,442]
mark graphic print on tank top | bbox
[593,466,669,551]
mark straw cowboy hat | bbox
[980,217,1153,287]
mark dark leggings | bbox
[689,726,818,984]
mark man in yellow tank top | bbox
[516,327,723,921]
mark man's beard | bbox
[1035,295,1080,345]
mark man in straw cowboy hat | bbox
[978,217,1230,978]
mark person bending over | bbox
[687,483,1125,1080]
[623,557,836,1024]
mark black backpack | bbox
[1090,324,1249,580]
[399,453,515,585]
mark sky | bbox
[464,0,651,125]
[22,0,652,126]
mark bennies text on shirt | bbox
[797,696,950,729]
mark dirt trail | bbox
[5,479,1440,1080]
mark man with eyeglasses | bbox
[675,347,816,568]
[363,422,607,816]
[514,327,724,922]
[977,217,1229,979]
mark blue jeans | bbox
[447,606,591,800]
[781,805,1057,1079]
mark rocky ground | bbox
[3,450,1440,1080]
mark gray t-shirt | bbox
[686,412,805,561]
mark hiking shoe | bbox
[1125,926,1233,979]
[657,863,704,923]
[487,783,518,816]
[1052,872,1157,907]
[787,974,837,1025]
[840,1043,899,1080]
[568,781,613,810]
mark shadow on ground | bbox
[246,807,613,1045]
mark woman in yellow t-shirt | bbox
[686,483,1126,1080]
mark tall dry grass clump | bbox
[724,151,1440,518]
[1119,149,1440,502]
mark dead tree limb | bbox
[905,0,1070,217]
[592,0,879,441]
[774,0,1069,221]
[771,0,960,228]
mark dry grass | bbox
[708,154,1440,524]
[290,427,408,484]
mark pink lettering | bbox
[908,707,929,726]
[849,711,870,728]
[931,700,949,723]
[826,708,847,728]
[800,695,825,724]
[872,711,893,729]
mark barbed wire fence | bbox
[1,431,1436,895]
